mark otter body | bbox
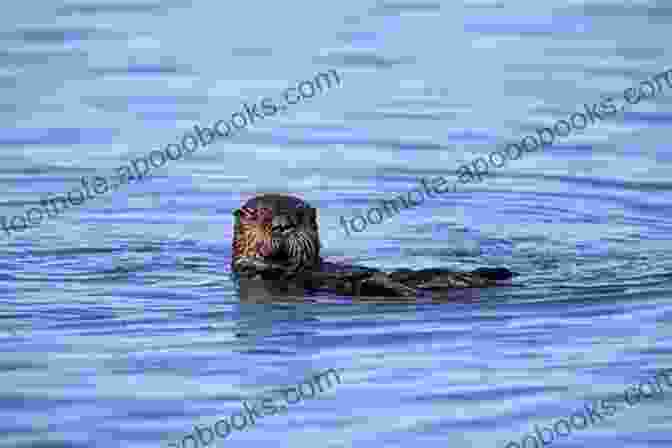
[232,194,517,299]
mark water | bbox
[1,1,672,447]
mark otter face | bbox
[232,195,321,272]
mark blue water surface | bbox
[1,1,671,447]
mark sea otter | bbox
[231,194,517,299]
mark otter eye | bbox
[259,208,273,220]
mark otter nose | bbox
[272,215,296,234]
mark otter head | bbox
[232,194,321,271]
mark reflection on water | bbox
[1,1,671,447]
